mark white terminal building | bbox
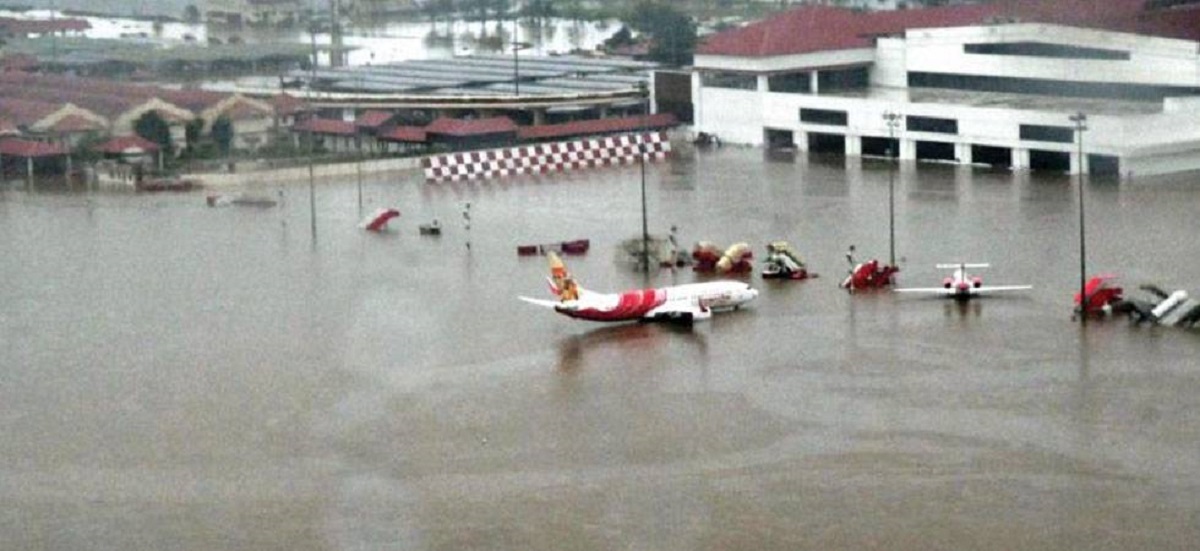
[691,1,1200,177]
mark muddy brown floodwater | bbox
[3,145,1199,550]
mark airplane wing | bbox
[974,285,1033,294]
[519,296,567,309]
[644,303,713,324]
[894,287,959,295]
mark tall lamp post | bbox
[883,111,903,267]
[306,8,319,243]
[512,41,531,96]
[1070,111,1088,320]
[637,81,650,272]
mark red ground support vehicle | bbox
[840,258,899,292]
[1074,274,1125,316]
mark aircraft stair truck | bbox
[762,241,810,279]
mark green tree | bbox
[183,4,201,24]
[627,1,697,66]
[184,117,204,156]
[134,110,173,156]
[211,116,235,158]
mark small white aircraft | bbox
[895,263,1032,300]
[520,252,758,324]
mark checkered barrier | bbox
[422,132,671,183]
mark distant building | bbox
[202,0,305,27]
[693,0,1200,177]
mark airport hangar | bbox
[691,3,1200,178]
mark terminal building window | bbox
[907,116,958,134]
[909,72,1200,102]
[965,42,1130,61]
[768,72,811,94]
[1020,124,1075,143]
[800,108,848,126]
[701,71,757,90]
[817,67,869,93]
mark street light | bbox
[306,8,319,244]
[1070,111,1088,321]
[512,41,532,96]
[883,111,903,267]
[637,81,650,272]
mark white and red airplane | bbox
[520,252,758,324]
[895,263,1031,300]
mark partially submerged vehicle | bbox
[693,242,752,274]
[761,241,810,280]
[518,239,590,256]
[839,246,899,292]
[206,193,277,207]
[1119,284,1200,329]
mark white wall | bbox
[903,24,1200,88]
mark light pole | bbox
[1070,111,1088,320]
[306,7,319,244]
[883,111,903,267]
[512,41,531,96]
[637,81,650,272]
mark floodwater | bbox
[3,146,1200,550]
[4,8,619,65]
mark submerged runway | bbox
[2,146,1199,549]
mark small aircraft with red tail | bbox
[519,252,758,324]
[895,263,1031,300]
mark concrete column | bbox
[532,108,546,126]
[796,131,809,152]
[955,143,972,165]
[1070,152,1089,175]
[811,72,819,94]
[845,134,862,156]
[898,139,916,161]
[1012,148,1030,170]
[756,74,769,93]
[26,156,34,186]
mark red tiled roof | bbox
[698,0,1198,58]
[0,138,65,157]
[93,135,160,154]
[271,93,307,116]
[159,89,230,111]
[219,100,272,121]
[0,17,90,35]
[377,125,427,143]
[0,98,61,125]
[293,117,357,135]
[518,113,679,141]
[0,53,38,71]
[45,114,104,133]
[698,4,1001,57]
[425,116,517,137]
[355,110,393,128]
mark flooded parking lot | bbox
[2,145,1199,549]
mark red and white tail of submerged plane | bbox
[895,263,1032,300]
[519,252,759,324]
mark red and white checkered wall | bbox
[422,132,671,183]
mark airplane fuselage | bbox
[555,281,758,322]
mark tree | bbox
[627,1,697,66]
[134,111,173,156]
[184,117,204,156]
[212,116,235,158]
[183,4,201,24]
